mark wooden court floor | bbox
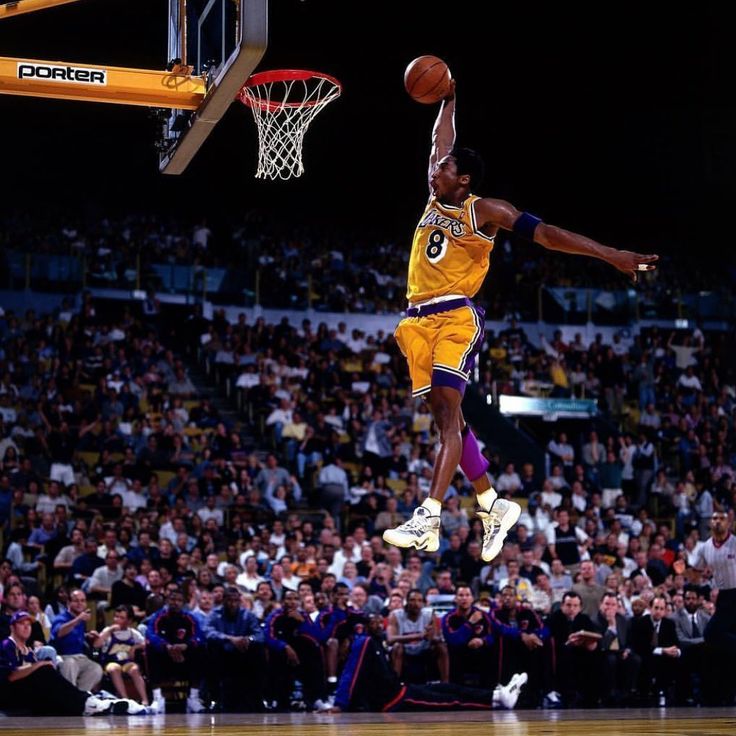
[1,709,736,736]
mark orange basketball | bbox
[404,55,451,104]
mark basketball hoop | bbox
[238,69,342,180]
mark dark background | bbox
[0,0,734,258]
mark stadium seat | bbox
[386,478,407,494]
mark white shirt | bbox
[197,506,224,526]
[620,445,636,481]
[236,372,260,389]
[120,489,148,512]
[365,424,381,455]
[496,472,521,493]
[678,374,703,391]
[266,408,293,426]
[36,494,72,515]
[328,548,360,577]
[572,493,588,513]
[235,572,265,592]
[548,440,575,466]
[694,534,736,590]
[541,489,563,509]
[346,337,366,354]
[89,565,123,592]
[318,464,349,497]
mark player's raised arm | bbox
[474,198,659,282]
[428,80,456,193]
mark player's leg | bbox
[383,319,441,551]
[382,385,460,552]
[432,639,450,683]
[390,642,405,678]
[397,673,527,711]
[458,408,521,562]
[293,636,329,708]
[398,681,493,710]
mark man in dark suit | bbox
[631,595,681,704]
[547,591,599,707]
[673,585,711,704]
[594,592,640,704]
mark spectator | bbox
[571,560,606,618]
[673,585,710,705]
[547,433,575,477]
[317,458,349,530]
[50,588,103,692]
[110,561,147,619]
[547,591,600,707]
[93,604,148,705]
[594,591,640,706]
[496,463,522,496]
[236,556,265,593]
[546,509,587,572]
[87,551,123,599]
[631,595,681,705]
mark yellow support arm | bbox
[0,0,82,19]
[0,56,206,109]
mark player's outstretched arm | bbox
[475,198,658,282]
[428,80,456,192]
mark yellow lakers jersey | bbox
[406,194,495,303]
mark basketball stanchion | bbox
[238,69,341,180]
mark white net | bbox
[239,71,341,180]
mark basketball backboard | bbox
[159,0,268,175]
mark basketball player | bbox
[383,80,658,560]
[329,614,527,712]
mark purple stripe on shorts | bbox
[461,306,486,375]
[431,367,467,395]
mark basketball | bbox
[404,55,451,104]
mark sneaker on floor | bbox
[186,695,208,713]
[83,695,114,716]
[96,689,119,701]
[149,696,166,714]
[110,699,150,716]
[497,672,528,709]
[312,698,333,712]
[478,499,522,562]
[382,506,440,552]
[543,690,561,709]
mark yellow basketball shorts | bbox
[104,661,138,674]
[394,301,485,398]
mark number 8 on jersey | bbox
[425,229,448,263]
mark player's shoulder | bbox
[471,197,521,228]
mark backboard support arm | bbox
[0,56,205,108]
[0,0,82,19]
